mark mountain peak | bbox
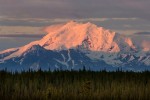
[37,21,135,52]
[67,20,77,24]
[63,21,97,28]
[0,21,136,56]
[0,21,149,71]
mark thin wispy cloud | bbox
[0,17,139,23]
[0,34,44,38]
[0,0,149,32]
[134,32,150,35]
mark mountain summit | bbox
[0,21,149,71]
[40,21,136,52]
[15,21,135,52]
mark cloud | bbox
[0,17,140,27]
[0,0,150,20]
[0,19,150,36]
[134,32,150,35]
[141,40,150,51]
[0,17,139,22]
[0,26,44,33]
[0,0,149,34]
[111,18,138,21]
[0,26,45,38]
[0,34,44,38]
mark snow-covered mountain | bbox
[0,21,150,71]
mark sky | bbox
[0,0,150,51]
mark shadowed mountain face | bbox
[0,21,150,71]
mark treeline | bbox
[0,69,150,100]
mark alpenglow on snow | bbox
[0,21,150,71]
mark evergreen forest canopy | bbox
[0,69,150,99]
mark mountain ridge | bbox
[0,21,149,71]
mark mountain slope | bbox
[0,21,149,71]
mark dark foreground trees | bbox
[0,69,150,100]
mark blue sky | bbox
[0,0,150,50]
